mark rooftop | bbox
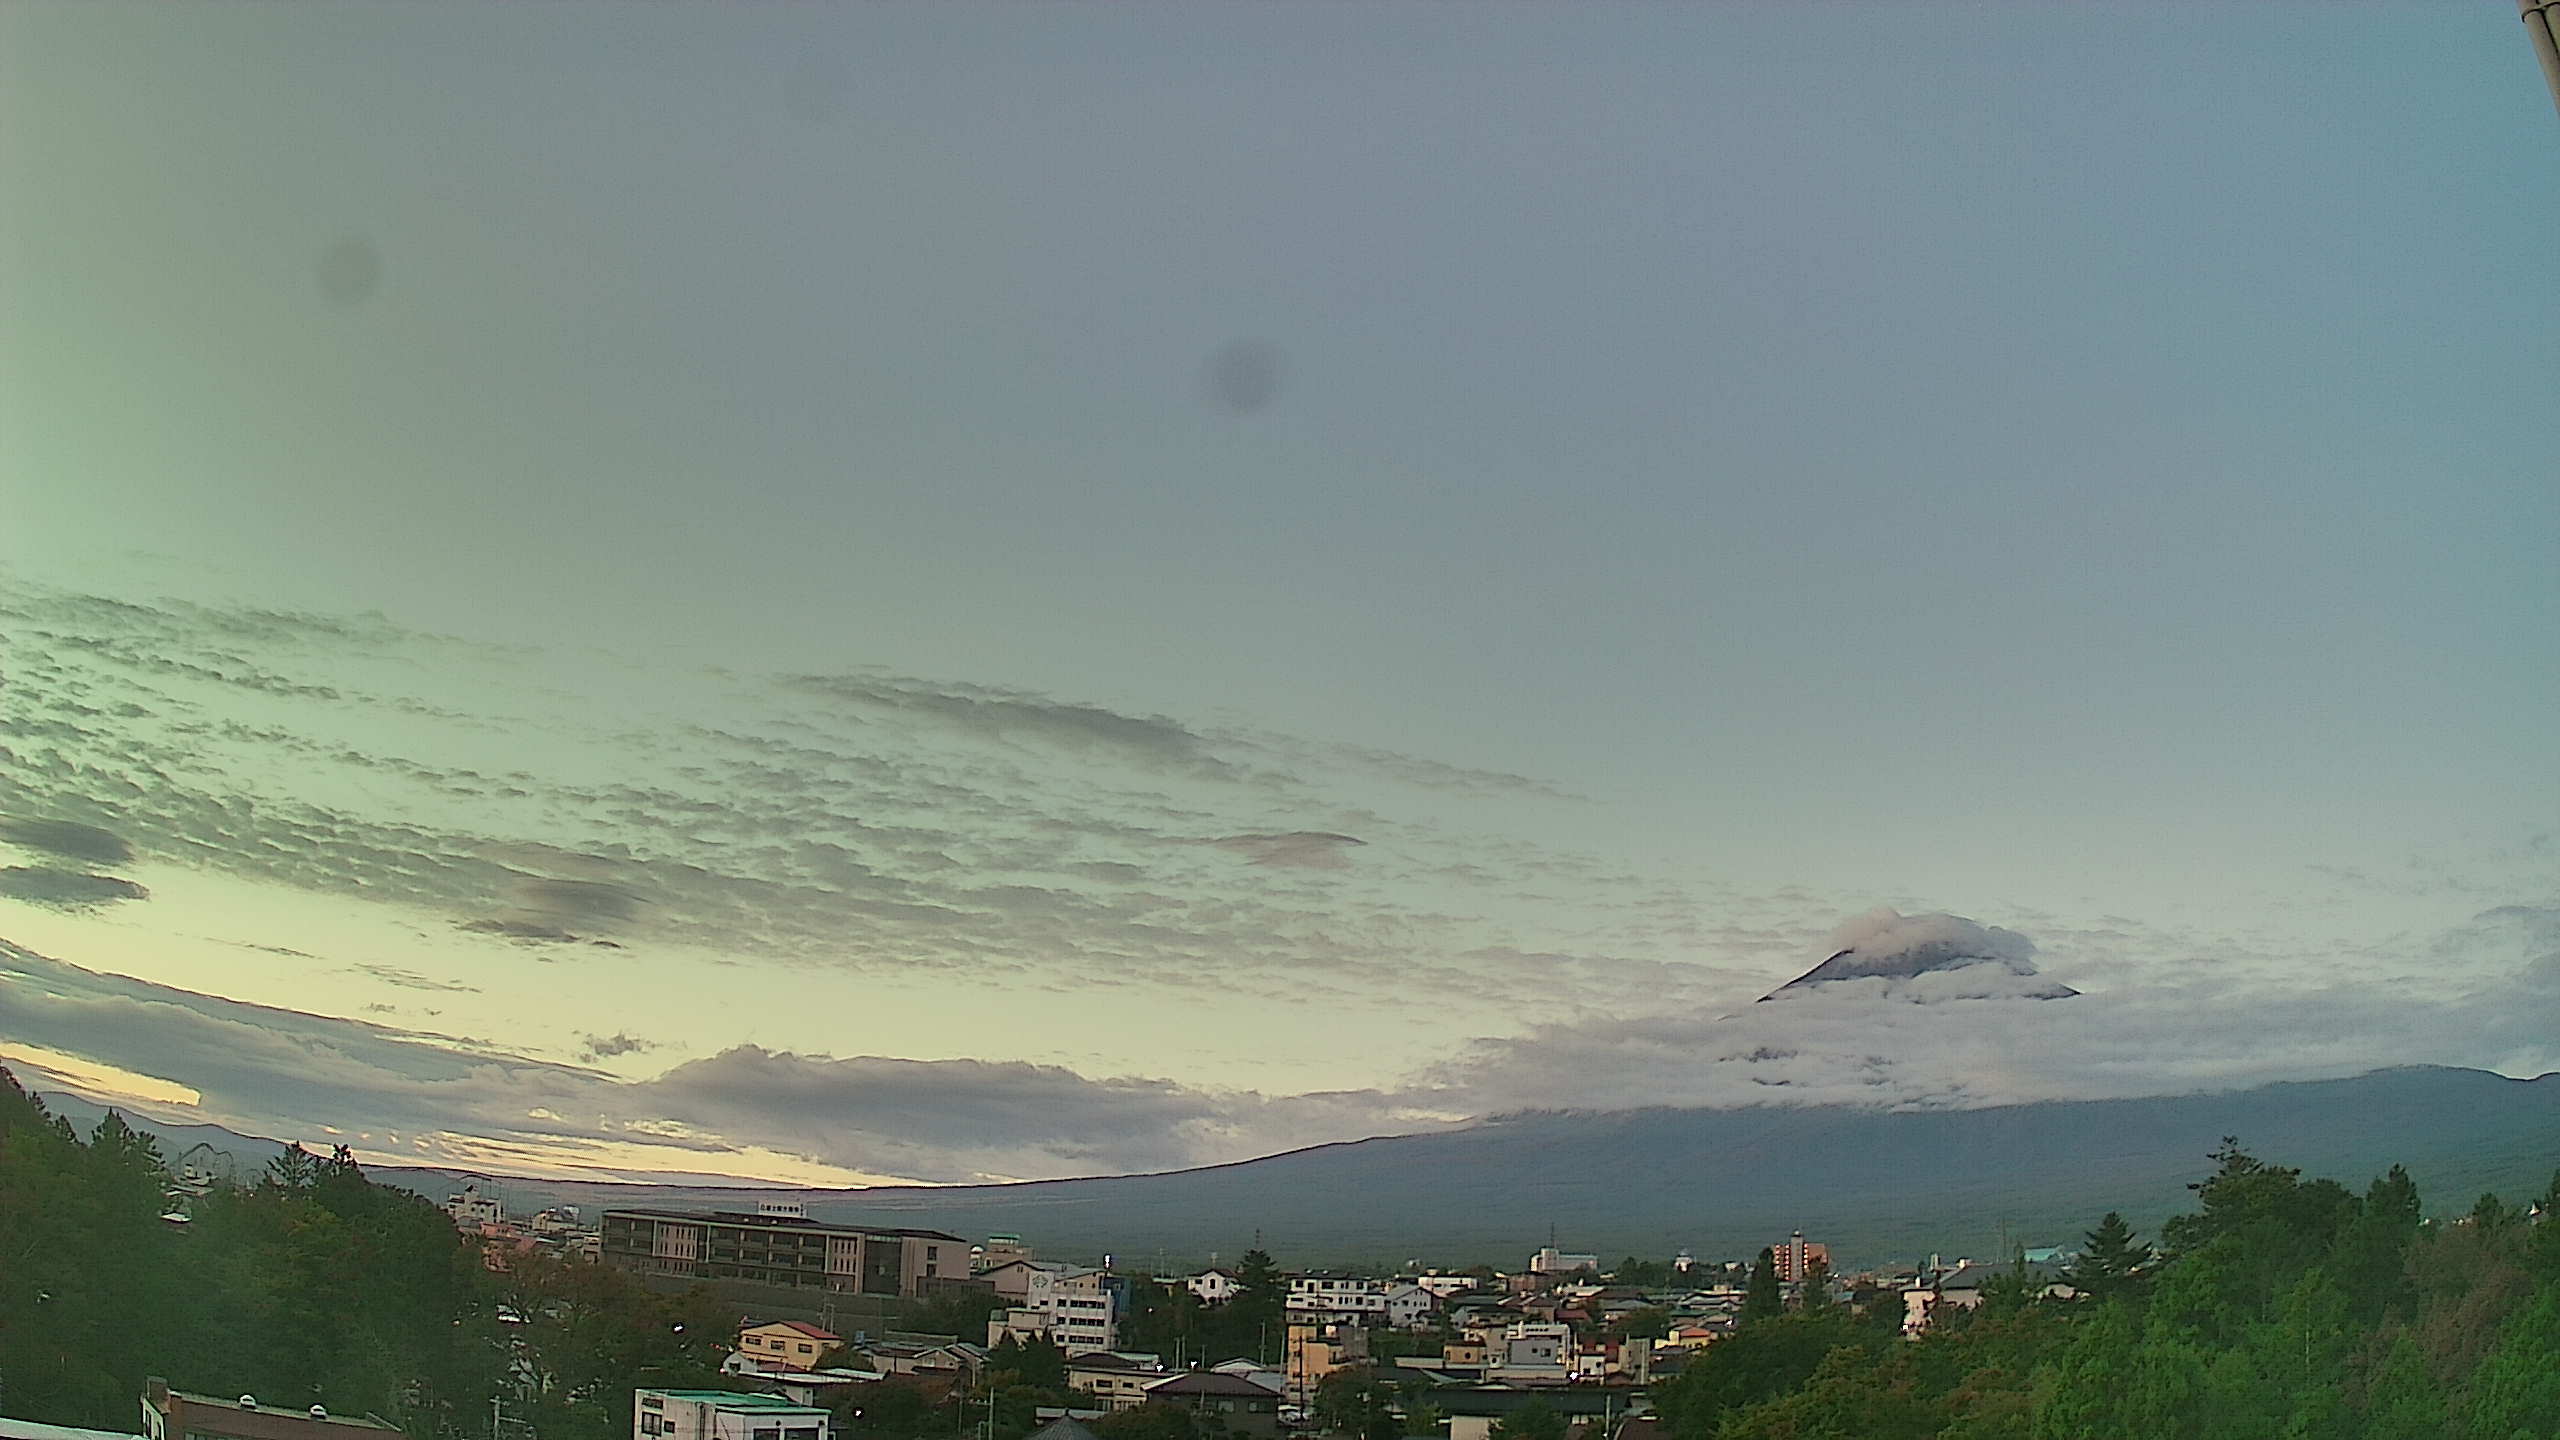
[161,1396,400,1440]
[1,1420,145,1440]
[643,1392,828,1413]
[603,1210,964,1243]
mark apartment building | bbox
[601,1209,967,1298]
[633,1392,826,1440]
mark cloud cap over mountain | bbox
[1761,907,2074,1002]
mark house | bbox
[1141,1373,1282,1440]
[1430,1385,1636,1440]
[1208,1360,1287,1398]
[632,1391,827,1440]
[737,1321,840,1373]
[1186,1267,1240,1304]
[1064,1353,1167,1411]
[1902,1261,2076,1334]
[601,1209,968,1298]
[1021,1422,1098,1440]
[141,1382,401,1440]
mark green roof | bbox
[646,1393,826,1413]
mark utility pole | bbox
[2526,1,2560,119]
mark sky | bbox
[0,2,2554,1188]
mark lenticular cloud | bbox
[1761,907,2075,1002]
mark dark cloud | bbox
[349,964,481,994]
[0,816,133,864]
[0,867,149,909]
[781,671,1235,775]
[580,1031,658,1061]
[1209,832,1366,869]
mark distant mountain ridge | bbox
[43,1065,2557,1270]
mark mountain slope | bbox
[44,1065,2558,1269]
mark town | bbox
[2,1079,2555,1440]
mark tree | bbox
[1797,1257,1834,1313]
[1487,1400,1565,1440]
[2065,1212,2153,1300]
[1741,1248,1782,1322]
[1610,1306,1672,1342]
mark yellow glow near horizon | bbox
[0,1042,203,1107]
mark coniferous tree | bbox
[2064,1212,2152,1299]
[1741,1248,1782,1322]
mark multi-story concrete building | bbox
[633,1391,827,1440]
[1051,1268,1119,1352]
[443,1186,502,1229]
[1771,1232,1829,1285]
[601,1209,967,1298]
[980,1264,1118,1353]
[1527,1248,1600,1276]
[1284,1276,1436,1326]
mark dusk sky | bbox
[2,3,2554,1187]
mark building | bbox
[444,1186,502,1229]
[1491,1322,1573,1379]
[982,1259,1066,1305]
[1527,1248,1600,1276]
[1140,1373,1282,1440]
[3,1419,144,1440]
[1770,1233,1828,1285]
[977,1234,1033,1272]
[981,1264,1118,1353]
[601,1209,968,1297]
[1051,1268,1120,1352]
[737,1321,841,1373]
[1186,1267,1240,1304]
[1431,1385,1638,1440]
[141,1383,401,1440]
[633,1392,827,1440]
[1901,1261,2076,1334]
[1064,1354,1167,1411]
[1283,1276,1436,1327]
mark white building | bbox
[1285,1275,1434,1325]
[444,1186,502,1228]
[1412,1274,1479,1299]
[1187,1267,1240,1304]
[985,1265,1118,1353]
[634,1391,828,1440]
[1491,1322,1572,1379]
[1052,1269,1118,1353]
[1527,1248,1599,1275]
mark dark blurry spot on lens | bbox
[1205,339,1284,413]
[315,235,382,307]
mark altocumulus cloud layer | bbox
[0,569,2555,1184]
